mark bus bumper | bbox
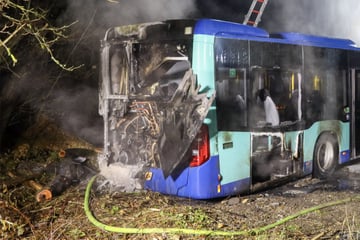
[144,155,250,199]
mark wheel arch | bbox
[312,130,340,179]
[314,131,340,156]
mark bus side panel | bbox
[218,177,251,196]
[192,33,220,157]
[302,120,351,174]
[192,34,216,98]
[284,131,305,176]
[144,155,222,199]
[284,131,303,157]
[217,132,251,186]
[339,121,350,163]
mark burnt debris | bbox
[105,69,214,178]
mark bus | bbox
[99,18,360,199]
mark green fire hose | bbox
[84,174,360,237]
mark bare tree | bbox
[0,0,77,71]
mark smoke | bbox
[61,0,360,47]
[263,0,360,45]
[64,0,196,31]
[97,154,144,192]
[48,85,103,145]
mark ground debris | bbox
[2,165,360,240]
[1,120,360,239]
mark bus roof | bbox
[194,19,359,51]
[194,18,269,38]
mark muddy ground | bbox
[1,119,360,240]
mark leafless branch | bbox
[0,0,80,71]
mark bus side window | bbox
[308,90,323,120]
[215,68,247,130]
[110,48,128,95]
[306,74,324,122]
[283,72,302,122]
[285,89,299,121]
[257,88,280,126]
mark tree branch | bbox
[0,0,80,71]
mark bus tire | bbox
[313,133,339,179]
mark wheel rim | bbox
[317,141,334,172]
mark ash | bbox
[96,154,145,193]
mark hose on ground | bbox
[84,175,360,237]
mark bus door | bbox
[215,68,251,190]
[351,69,360,157]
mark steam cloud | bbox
[264,0,360,45]
[64,0,196,29]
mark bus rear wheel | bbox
[313,133,339,179]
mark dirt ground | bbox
[1,119,360,240]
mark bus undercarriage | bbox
[250,131,304,192]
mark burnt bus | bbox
[99,19,360,199]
